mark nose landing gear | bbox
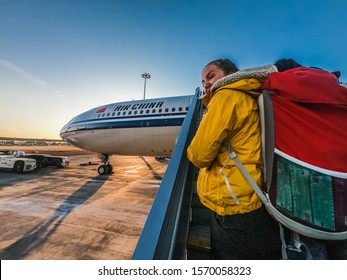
[97,154,113,175]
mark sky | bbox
[1,0,346,139]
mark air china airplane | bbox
[60,95,194,175]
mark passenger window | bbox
[165,108,169,112]
[172,107,176,112]
[178,107,182,111]
[152,109,156,113]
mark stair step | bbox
[187,224,211,252]
[188,170,212,259]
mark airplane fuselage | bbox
[60,95,194,156]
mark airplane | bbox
[60,95,195,175]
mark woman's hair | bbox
[205,59,239,75]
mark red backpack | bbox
[227,66,347,240]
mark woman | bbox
[187,59,281,259]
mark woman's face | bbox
[201,64,226,95]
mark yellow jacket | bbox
[187,78,263,216]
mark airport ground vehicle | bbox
[22,154,69,168]
[0,150,37,173]
[0,150,69,170]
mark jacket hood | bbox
[211,64,278,92]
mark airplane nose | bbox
[60,119,73,140]
[60,123,69,140]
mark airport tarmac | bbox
[0,146,169,260]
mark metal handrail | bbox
[132,88,202,260]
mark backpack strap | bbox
[227,142,347,240]
[258,90,275,192]
[220,143,241,205]
[228,89,275,192]
[287,231,314,260]
[223,142,268,204]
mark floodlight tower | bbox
[141,72,151,100]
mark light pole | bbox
[141,73,151,100]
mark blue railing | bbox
[132,88,202,260]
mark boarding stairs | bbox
[132,88,213,260]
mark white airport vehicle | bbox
[0,150,69,168]
[60,95,194,175]
[0,150,37,173]
[23,154,69,168]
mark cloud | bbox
[0,59,64,98]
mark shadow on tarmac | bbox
[0,175,109,260]
[140,156,164,181]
